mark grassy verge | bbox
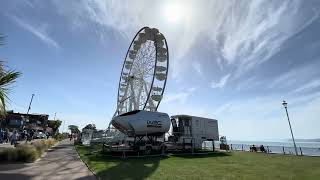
[0,139,57,163]
[75,144,320,180]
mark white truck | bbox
[106,110,219,154]
[167,115,219,151]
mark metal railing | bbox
[211,142,320,156]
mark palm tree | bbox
[0,34,21,116]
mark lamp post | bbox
[282,100,298,155]
[27,94,35,114]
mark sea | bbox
[205,140,320,156]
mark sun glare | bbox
[164,3,184,23]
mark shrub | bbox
[33,139,57,153]
[31,140,47,154]
[0,151,5,161]
[0,148,18,161]
[7,148,18,161]
[47,138,57,147]
[53,133,68,141]
[16,144,38,162]
[0,138,57,163]
[31,139,56,154]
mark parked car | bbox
[36,132,47,139]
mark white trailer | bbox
[106,111,219,154]
[167,115,219,150]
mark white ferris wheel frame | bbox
[114,27,169,117]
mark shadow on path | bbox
[0,173,33,180]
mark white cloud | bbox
[236,77,260,91]
[216,57,224,71]
[216,0,319,77]
[50,0,319,80]
[162,92,189,104]
[289,97,320,138]
[22,0,35,8]
[213,103,232,115]
[268,62,320,89]
[211,92,320,140]
[292,79,320,94]
[9,15,60,49]
[6,0,319,140]
[161,86,320,140]
[159,87,208,117]
[192,61,202,76]
[160,92,320,140]
[210,74,230,89]
[162,87,197,104]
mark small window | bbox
[9,119,21,126]
[184,120,190,127]
[196,120,200,127]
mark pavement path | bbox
[0,140,96,180]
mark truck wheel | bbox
[145,146,152,155]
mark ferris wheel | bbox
[114,27,169,116]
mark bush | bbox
[0,148,18,161]
[31,139,57,154]
[47,138,57,147]
[16,144,38,162]
[53,133,68,141]
[31,140,47,154]
[0,138,57,163]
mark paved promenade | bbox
[0,140,96,180]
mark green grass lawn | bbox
[75,144,320,180]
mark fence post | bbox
[282,146,285,155]
[267,146,269,153]
[242,144,244,151]
[299,147,303,156]
[231,144,233,150]
[212,140,215,152]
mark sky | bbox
[1,0,320,141]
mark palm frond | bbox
[0,71,22,87]
[0,90,6,116]
[0,34,22,116]
[0,70,22,116]
[0,34,5,46]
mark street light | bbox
[27,93,35,114]
[282,100,298,155]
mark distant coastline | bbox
[217,140,320,156]
[289,139,320,142]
